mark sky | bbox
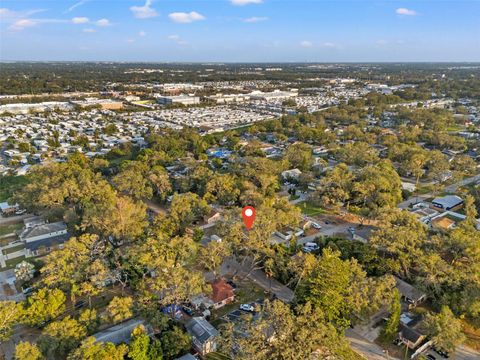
[0,0,479,62]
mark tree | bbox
[38,316,87,358]
[41,234,110,304]
[1,301,23,341]
[68,336,128,360]
[82,196,147,241]
[147,340,163,360]
[169,193,210,234]
[219,300,354,360]
[14,261,35,283]
[15,342,43,360]
[159,326,191,359]
[284,143,313,171]
[297,248,393,329]
[198,239,231,279]
[380,289,401,342]
[24,288,66,326]
[423,306,466,353]
[113,161,153,200]
[105,296,133,324]
[370,209,428,278]
[204,174,240,205]
[310,164,354,209]
[79,309,99,333]
[128,326,150,360]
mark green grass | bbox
[206,352,232,360]
[296,201,327,216]
[4,255,26,269]
[0,175,29,202]
[0,223,23,237]
[2,243,25,255]
[212,281,265,319]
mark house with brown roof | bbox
[432,216,456,230]
[209,279,235,309]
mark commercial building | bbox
[157,95,200,106]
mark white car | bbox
[240,304,255,312]
[311,222,322,229]
[303,242,319,252]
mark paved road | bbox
[0,214,30,226]
[398,173,480,210]
[346,329,395,360]
[220,257,294,303]
[445,174,480,193]
[454,345,480,360]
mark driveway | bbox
[220,257,294,303]
[346,328,397,359]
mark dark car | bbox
[226,280,237,289]
[426,355,436,360]
[434,348,450,358]
[182,306,194,316]
[74,300,86,309]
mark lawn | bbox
[206,352,231,360]
[212,281,265,319]
[2,243,25,255]
[296,201,327,216]
[5,255,26,269]
[0,223,23,237]
[0,175,29,202]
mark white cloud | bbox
[243,16,268,23]
[72,16,89,24]
[396,8,417,16]
[0,8,44,19]
[65,0,89,13]
[168,11,205,23]
[168,34,188,46]
[95,18,111,26]
[82,28,96,33]
[231,0,263,5]
[9,19,37,31]
[139,30,146,37]
[130,0,157,19]
[300,40,313,48]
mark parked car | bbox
[15,209,26,215]
[433,348,449,358]
[240,304,255,312]
[74,300,86,309]
[303,242,319,252]
[226,280,237,289]
[182,306,194,316]
[311,222,322,229]
[426,355,436,360]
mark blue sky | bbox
[1,0,479,62]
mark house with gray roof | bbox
[431,195,463,211]
[19,221,70,257]
[395,277,427,308]
[185,317,218,356]
[93,318,152,345]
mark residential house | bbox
[395,277,427,308]
[209,279,235,309]
[281,168,302,181]
[431,195,463,211]
[204,210,222,225]
[93,319,152,344]
[399,323,426,350]
[19,221,70,257]
[186,317,219,356]
[0,202,19,216]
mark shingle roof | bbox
[20,221,67,240]
[186,317,218,344]
[395,277,426,302]
[93,318,150,345]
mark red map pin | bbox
[242,206,256,230]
